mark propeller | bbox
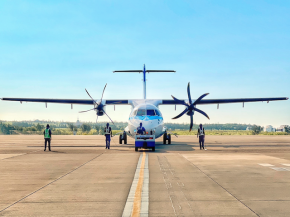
[171,82,210,131]
[79,84,114,124]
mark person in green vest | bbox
[43,124,52,151]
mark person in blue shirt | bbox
[104,123,112,149]
[137,123,146,135]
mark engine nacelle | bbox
[97,110,104,116]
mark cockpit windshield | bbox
[147,109,155,116]
[136,109,146,116]
[132,109,161,116]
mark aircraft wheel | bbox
[119,135,122,144]
[135,147,138,152]
[163,133,167,144]
[168,134,171,144]
[124,133,127,144]
[152,147,155,152]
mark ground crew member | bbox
[44,124,52,151]
[197,124,205,150]
[104,123,112,149]
[137,123,146,135]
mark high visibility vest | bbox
[44,129,51,138]
[199,127,204,136]
[105,127,111,135]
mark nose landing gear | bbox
[163,132,171,144]
[119,131,127,144]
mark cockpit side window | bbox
[155,109,161,116]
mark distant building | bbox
[276,125,289,132]
[246,126,252,131]
[264,125,276,132]
[76,118,82,128]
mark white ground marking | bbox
[140,153,149,217]
[270,167,290,171]
[258,163,274,167]
[0,154,25,160]
[122,153,149,217]
[281,164,290,167]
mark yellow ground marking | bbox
[131,152,146,217]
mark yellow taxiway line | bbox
[131,152,146,217]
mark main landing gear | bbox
[119,132,127,144]
[163,132,171,144]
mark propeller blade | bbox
[172,108,189,119]
[187,82,192,104]
[189,115,193,131]
[79,108,95,113]
[100,83,107,101]
[193,93,209,105]
[103,110,115,125]
[171,95,187,106]
[193,107,210,119]
[85,89,96,104]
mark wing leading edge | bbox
[161,97,288,105]
[1,97,288,105]
[1,98,129,105]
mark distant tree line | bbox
[166,123,252,131]
[0,121,288,135]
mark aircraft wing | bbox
[161,97,288,105]
[1,98,129,105]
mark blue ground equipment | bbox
[135,135,155,152]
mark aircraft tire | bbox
[124,134,127,144]
[152,147,155,152]
[168,134,171,144]
[135,147,138,152]
[119,135,122,144]
[163,133,167,144]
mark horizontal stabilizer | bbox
[113,70,175,73]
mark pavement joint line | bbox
[160,156,194,215]
[122,152,149,217]
[0,150,40,161]
[157,156,178,216]
[180,153,260,217]
[0,153,103,213]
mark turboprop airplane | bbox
[1,65,288,145]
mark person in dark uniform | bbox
[44,124,52,151]
[104,123,112,149]
[197,124,205,150]
[137,123,146,135]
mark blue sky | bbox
[0,0,289,127]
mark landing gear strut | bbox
[119,132,127,144]
[163,132,171,144]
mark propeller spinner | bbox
[79,84,114,124]
[171,82,210,131]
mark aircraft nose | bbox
[141,120,159,131]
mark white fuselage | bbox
[123,100,166,139]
